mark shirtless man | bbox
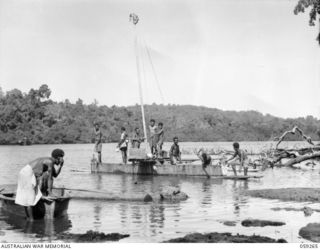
[225,142,248,176]
[149,119,158,155]
[197,149,212,178]
[94,123,102,164]
[131,127,144,149]
[15,149,65,221]
[169,137,181,165]
[156,122,164,157]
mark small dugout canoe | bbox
[0,188,70,220]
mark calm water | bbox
[0,142,319,243]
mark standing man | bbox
[94,122,102,164]
[15,149,65,221]
[225,142,248,176]
[156,122,164,157]
[169,137,181,165]
[118,127,128,164]
[149,119,158,155]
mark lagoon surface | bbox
[0,142,319,243]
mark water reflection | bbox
[1,210,71,240]
[231,180,249,216]
[93,204,102,231]
[149,204,165,229]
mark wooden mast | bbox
[130,13,148,149]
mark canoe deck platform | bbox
[91,160,261,180]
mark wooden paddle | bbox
[60,187,111,194]
[60,187,153,202]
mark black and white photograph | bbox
[0,0,319,247]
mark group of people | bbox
[196,142,248,178]
[14,123,248,221]
[93,119,166,164]
[93,121,248,177]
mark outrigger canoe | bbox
[0,188,70,220]
[91,155,262,180]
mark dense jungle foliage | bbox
[0,85,319,145]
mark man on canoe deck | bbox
[93,122,102,164]
[15,149,65,221]
[156,122,164,157]
[197,149,212,179]
[170,137,181,165]
[118,127,128,164]
[131,127,144,149]
[225,142,248,176]
[149,119,158,156]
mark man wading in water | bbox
[15,149,65,221]
[197,149,212,178]
[225,142,248,176]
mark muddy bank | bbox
[57,230,129,242]
[246,188,320,202]
[241,219,285,227]
[164,232,287,243]
[299,223,320,242]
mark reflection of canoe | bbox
[0,188,70,220]
[91,161,261,179]
[1,212,72,237]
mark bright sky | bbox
[0,0,319,118]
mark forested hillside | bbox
[0,85,319,145]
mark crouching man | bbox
[15,149,65,221]
[225,142,248,176]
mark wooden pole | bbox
[131,14,149,153]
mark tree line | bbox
[0,85,319,145]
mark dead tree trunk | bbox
[268,126,320,168]
[284,152,320,167]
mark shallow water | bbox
[0,142,319,243]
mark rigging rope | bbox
[143,38,165,104]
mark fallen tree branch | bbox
[274,126,314,149]
[284,152,320,167]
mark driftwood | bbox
[180,126,319,170]
[274,126,314,149]
[284,152,320,167]
[270,126,320,168]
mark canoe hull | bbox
[0,188,70,220]
[92,161,224,176]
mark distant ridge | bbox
[0,85,319,144]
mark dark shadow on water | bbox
[0,210,71,240]
[200,179,213,206]
[93,203,102,231]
